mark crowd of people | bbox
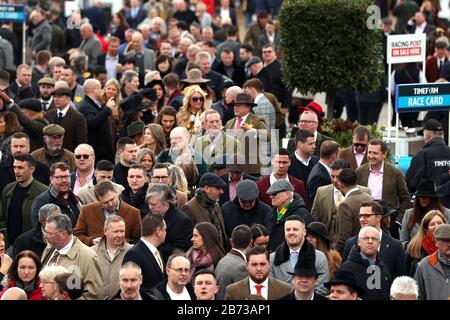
[0,0,449,301]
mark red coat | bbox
[202,0,215,15]
[0,279,43,300]
[256,175,307,208]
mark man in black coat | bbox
[306,140,339,205]
[405,119,450,193]
[214,48,247,87]
[219,158,257,207]
[342,200,407,279]
[12,203,60,258]
[266,180,313,252]
[122,214,167,292]
[221,180,274,238]
[338,226,393,300]
[145,184,193,262]
[0,132,50,196]
[148,254,196,300]
[120,164,149,219]
[78,79,114,163]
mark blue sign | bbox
[0,4,26,23]
[395,82,450,113]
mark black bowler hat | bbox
[288,254,321,277]
[307,222,331,246]
[324,270,365,296]
[414,179,443,198]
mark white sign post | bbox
[386,33,426,159]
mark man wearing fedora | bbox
[224,92,268,177]
[406,119,450,193]
[270,215,329,296]
[414,224,450,300]
[342,200,407,279]
[287,104,334,157]
[279,253,328,300]
[45,86,88,152]
[221,179,273,238]
[324,270,365,300]
[182,173,229,250]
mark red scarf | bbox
[421,232,438,255]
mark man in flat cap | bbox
[414,224,450,300]
[266,179,313,252]
[31,124,76,172]
[182,173,229,250]
[221,179,273,238]
[38,77,56,112]
[44,86,87,152]
[406,119,450,193]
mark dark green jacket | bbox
[0,179,48,233]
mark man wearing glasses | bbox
[149,253,196,300]
[341,200,407,279]
[339,126,370,171]
[70,144,95,196]
[337,226,393,300]
[31,162,82,228]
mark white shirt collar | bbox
[57,104,71,117]
[57,236,75,255]
[270,173,289,185]
[344,187,359,200]
[294,150,311,166]
[140,237,158,255]
[319,160,331,176]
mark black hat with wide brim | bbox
[414,179,443,198]
[324,270,365,297]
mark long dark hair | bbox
[408,197,444,231]
[193,222,226,266]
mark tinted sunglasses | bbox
[191,96,205,102]
[75,154,91,160]
[353,143,367,148]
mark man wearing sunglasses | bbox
[70,144,95,196]
[339,126,370,171]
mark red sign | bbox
[391,47,422,57]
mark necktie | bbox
[42,101,48,110]
[48,250,60,265]
[255,284,264,296]
[56,112,63,125]
[439,60,444,72]
[290,252,299,270]
[235,117,243,130]
[335,192,345,209]
[154,250,164,272]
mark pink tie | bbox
[236,117,243,129]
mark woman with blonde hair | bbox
[406,209,447,276]
[136,148,156,175]
[174,154,199,199]
[168,164,189,207]
[177,84,209,136]
[101,78,123,148]
[141,123,167,156]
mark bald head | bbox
[80,23,94,40]
[132,32,144,53]
[225,86,242,104]
[0,287,27,300]
[83,78,102,100]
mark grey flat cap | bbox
[266,180,294,195]
[236,180,259,201]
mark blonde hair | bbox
[168,164,189,194]
[177,85,209,135]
